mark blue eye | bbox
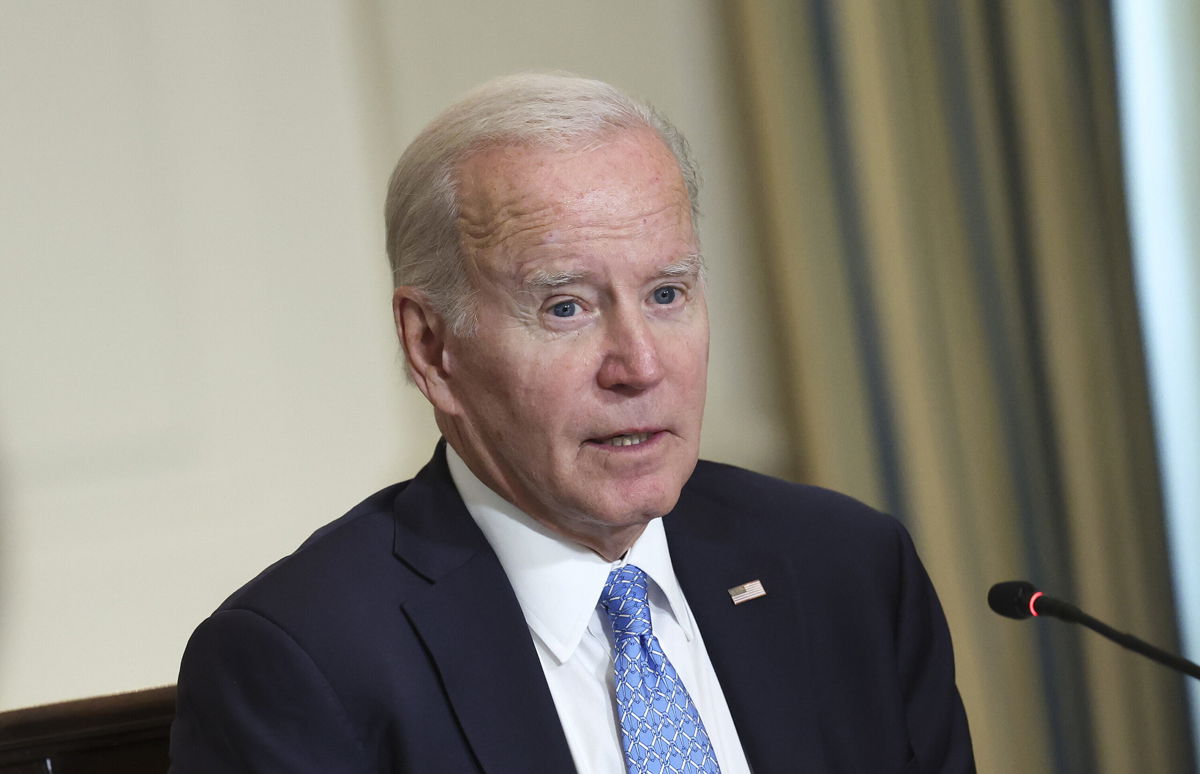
[551,301,577,318]
[653,286,678,305]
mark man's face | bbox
[426,128,708,556]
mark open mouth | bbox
[589,430,659,448]
[603,431,652,447]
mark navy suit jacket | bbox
[170,444,973,772]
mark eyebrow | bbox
[523,268,588,289]
[659,253,705,279]
[521,253,705,290]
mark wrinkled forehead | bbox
[453,128,693,258]
[456,128,686,209]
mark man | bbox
[171,73,973,772]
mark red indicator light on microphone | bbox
[1029,591,1044,617]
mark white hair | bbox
[384,72,702,336]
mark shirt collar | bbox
[445,444,696,665]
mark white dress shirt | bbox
[446,447,752,774]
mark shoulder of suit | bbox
[215,479,416,617]
[684,458,908,549]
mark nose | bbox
[597,309,665,393]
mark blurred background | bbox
[1,2,1196,772]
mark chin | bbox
[567,458,694,526]
[602,489,681,526]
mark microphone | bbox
[987,580,1200,681]
[987,580,1080,622]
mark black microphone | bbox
[987,580,1080,622]
[987,580,1200,681]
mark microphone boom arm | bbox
[988,580,1200,681]
[1059,602,1200,680]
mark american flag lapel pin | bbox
[727,579,766,605]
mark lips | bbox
[588,429,662,447]
[603,431,652,447]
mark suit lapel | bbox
[666,486,830,772]
[388,446,829,771]
[390,446,576,774]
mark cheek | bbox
[670,331,710,384]
[517,339,598,391]
[507,360,564,410]
[475,351,590,437]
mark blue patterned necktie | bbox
[599,564,722,774]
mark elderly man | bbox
[171,74,973,773]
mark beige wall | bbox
[0,1,788,709]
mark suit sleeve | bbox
[170,608,368,773]
[891,522,976,773]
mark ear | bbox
[393,287,460,415]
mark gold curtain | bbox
[726,1,1194,772]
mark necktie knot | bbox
[600,564,652,638]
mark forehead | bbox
[457,126,684,203]
[453,128,694,268]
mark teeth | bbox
[606,432,651,447]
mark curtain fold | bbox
[726,1,1195,772]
